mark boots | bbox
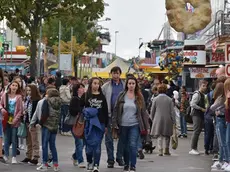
[158,149,163,156]
[164,148,171,156]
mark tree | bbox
[42,16,99,52]
[0,0,104,77]
[52,37,89,77]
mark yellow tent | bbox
[92,58,135,78]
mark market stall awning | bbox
[141,66,168,73]
[48,63,58,69]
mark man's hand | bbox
[201,108,206,113]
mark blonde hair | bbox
[224,78,230,109]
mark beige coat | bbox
[150,94,176,137]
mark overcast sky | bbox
[102,0,166,59]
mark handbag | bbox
[72,114,85,139]
[64,112,78,125]
[17,122,27,138]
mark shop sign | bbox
[225,43,230,63]
[183,50,206,65]
[210,51,225,64]
[226,64,230,77]
[190,68,217,78]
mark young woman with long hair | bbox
[69,84,86,168]
[21,84,41,165]
[210,83,228,170]
[112,76,149,172]
[224,79,230,171]
[0,80,23,164]
[81,77,108,172]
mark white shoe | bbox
[12,157,17,164]
[78,162,86,168]
[37,164,48,171]
[211,161,222,169]
[87,163,94,171]
[189,149,200,155]
[221,162,229,170]
[3,156,8,162]
[53,165,59,172]
[93,165,99,172]
[225,164,230,171]
[71,157,78,166]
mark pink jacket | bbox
[0,93,23,128]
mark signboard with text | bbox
[183,50,206,65]
[225,43,230,77]
[190,68,217,78]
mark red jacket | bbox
[0,93,23,128]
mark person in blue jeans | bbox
[69,83,86,168]
[37,88,61,172]
[178,86,189,138]
[210,83,229,170]
[112,77,149,172]
[59,79,71,135]
[102,66,125,168]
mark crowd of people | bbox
[1,66,230,172]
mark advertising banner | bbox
[190,68,217,78]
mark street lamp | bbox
[139,38,142,57]
[115,31,119,57]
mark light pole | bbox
[139,38,142,57]
[115,31,119,57]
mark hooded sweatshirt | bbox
[40,88,62,133]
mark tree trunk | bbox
[30,40,37,77]
[74,56,78,77]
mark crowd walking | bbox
[1,67,230,172]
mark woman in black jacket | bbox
[69,83,86,168]
[21,84,41,165]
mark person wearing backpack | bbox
[189,80,208,155]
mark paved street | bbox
[0,132,213,172]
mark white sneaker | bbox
[3,156,8,162]
[87,163,94,171]
[221,162,229,170]
[211,161,222,169]
[71,157,78,166]
[189,149,200,155]
[12,157,17,164]
[93,165,99,172]
[37,164,48,171]
[53,165,59,172]
[225,164,230,171]
[78,162,86,168]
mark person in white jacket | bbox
[59,79,71,135]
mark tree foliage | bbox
[42,16,99,52]
[0,0,104,77]
[52,36,89,76]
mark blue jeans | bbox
[71,130,84,163]
[105,117,114,162]
[60,105,70,132]
[42,127,58,164]
[180,114,187,135]
[204,118,214,151]
[138,135,142,150]
[120,125,140,168]
[216,117,228,162]
[226,123,230,162]
[86,124,105,166]
[4,124,17,157]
